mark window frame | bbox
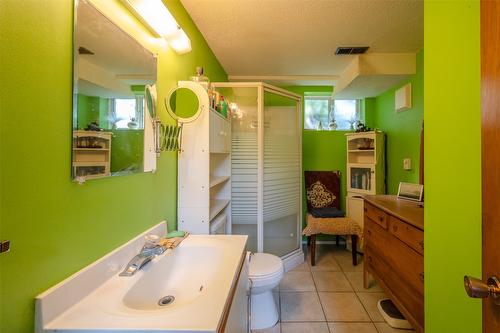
[110,96,145,130]
[303,96,362,131]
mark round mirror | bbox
[145,85,156,118]
[165,87,201,123]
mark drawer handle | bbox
[378,216,384,222]
[419,272,424,281]
[419,240,424,249]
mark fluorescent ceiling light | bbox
[122,0,191,54]
[168,28,192,54]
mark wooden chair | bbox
[302,171,361,266]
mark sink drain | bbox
[158,295,175,306]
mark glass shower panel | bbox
[263,90,300,257]
[223,87,259,252]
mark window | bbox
[304,97,361,130]
[111,96,144,129]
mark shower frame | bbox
[212,82,304,269]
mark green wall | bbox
[110,130,144,173]
[424,1,482,332]
[0,0,226,331]
[371,50,424,194]
[282,86,350,229]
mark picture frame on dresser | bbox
[397,182,424,202]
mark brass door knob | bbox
[464,275,500,305]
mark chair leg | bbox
[336,235,340,246]
[351,235,358,266]
[307,236,311,247]
[310,234,317,266]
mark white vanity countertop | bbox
[35,222,248,333]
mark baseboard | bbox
[281,249,304,272]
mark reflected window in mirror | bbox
[112,96,145,130]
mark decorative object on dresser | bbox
[302,171,361,266]
[363,195,424,332]
[345,131,385,250]
[397,182,424,202]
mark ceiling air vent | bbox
[335,46,369,55]
[78,46,94,55]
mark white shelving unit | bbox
[72,130,112,180]
[345,131,385,231]
[210,176,230,188]
[177,81,231,235]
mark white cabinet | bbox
[224,254,249,333]
[209,110,231,153]
[346,131,385,195]
[178,81,231,235]
[345,131,385,247]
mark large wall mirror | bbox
[72,0,157,182]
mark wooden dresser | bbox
[363,195,424,332]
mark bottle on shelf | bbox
[219,95,228,118]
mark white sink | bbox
[122,244,222,311]
[35,222,248,333]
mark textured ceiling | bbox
[180,0,423,78]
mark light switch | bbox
[403,158,412,170]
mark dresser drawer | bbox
[364,202,388,229]
[365,221,424,295]
[389,216,424,255]
[365,247,424,328]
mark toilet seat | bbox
[249,253,284,288]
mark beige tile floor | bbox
[254,244,415,333]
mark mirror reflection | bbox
[166,87,200,121]
[72,0,157,181]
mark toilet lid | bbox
[249,253,283,278]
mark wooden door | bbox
[481,0,500,331]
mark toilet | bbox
[248,253,284,330]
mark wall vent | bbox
[335,46,369,55]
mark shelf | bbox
[347,163,376,168]
[72,161,108,167]
[210,176,230,188]
[73,148,109,151]
[210,151,230,154]
[77,173,110,180]
[209,199,230,221]
[348,149,374,153]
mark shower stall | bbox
[212,83,303,266]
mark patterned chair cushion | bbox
[303,214,362,237]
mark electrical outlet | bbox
[0,240,10,254]
[403,158,412,170]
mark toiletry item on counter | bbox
[219,96,228,117]
[166,230,187,238]
[189,66,210,91]
[159,231,189,249]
